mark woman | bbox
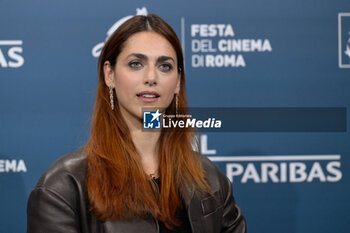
[27,14,246,233]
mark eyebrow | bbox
[127,53,175,63]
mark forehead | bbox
[120,31,177,59]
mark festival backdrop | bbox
[1,0,350,232]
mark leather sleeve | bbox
[27,187,81,233]
[221,177,247,233]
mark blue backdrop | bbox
[1,0,350,232]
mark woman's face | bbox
[104,31,181,121]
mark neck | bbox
[120,108,161,177]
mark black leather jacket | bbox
[27,148,246,233]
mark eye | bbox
[159,63,173,72]
[128,60,143,70]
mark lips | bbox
[136,91,160,103]
[136,91,160,98]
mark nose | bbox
[144,65,158,86]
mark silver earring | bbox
[176,94,178,116]
[109,86,114,110]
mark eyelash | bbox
[128,60,173,72]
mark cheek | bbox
[161,77,179,102]
[114,72,138,97]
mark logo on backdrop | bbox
[0,40,24,68]
[200,134,342,184]
[189,23,272,68]
[92,7,148,58]
[221,155,342,184]
[0,159,27,173]
[338,13,350,68]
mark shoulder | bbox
[200,155,247,232]
[27,148,89,231]
[199,154,231,194]
[30,147,88,209]
[36,147,87,187]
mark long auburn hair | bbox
[85,14,210,227]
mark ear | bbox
[175,73,181,94]
[103,61,115,88]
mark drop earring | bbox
[109,86,114,110]
[176,94,178,116]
